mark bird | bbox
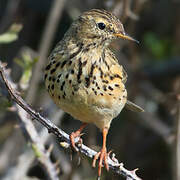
[44,9,141,177]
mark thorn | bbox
[132,168,139,174]
[119,163,124,170]
[107,150,113,157]
[36,112,41,118]
[111,153,120,166]
[48,128,53,134]
[77,137,83,148]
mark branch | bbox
[0,0,21,33]
[175,102,180,180]
[3,110,64,180]
[112,0,139,23]
[175,84,180,180]
[26,0,66,104]
[17,106,59,180]
[1,65,59,180]
[0,61,142,180]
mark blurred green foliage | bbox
[144,32,174,60]
[32,143,42,158]
[0,23,22,112]
[0,24,22,44]
[14,51,38,90]
[0,96,12,111]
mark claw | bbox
[70,132,80,151]
[92,148,110,177]
[92,152,101,168]
[92,127,109,177]
[69,123,87,152]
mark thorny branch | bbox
[0,61,142,180]
[17,106,59,180]
[3,111,64,180]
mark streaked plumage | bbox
[44,9,140,177]
[45,9,127,129]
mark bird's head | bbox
[73,9,138,46]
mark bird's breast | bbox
[44,46,127,129]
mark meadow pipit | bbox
[44,9,139,177]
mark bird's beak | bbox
[114,33,139,44]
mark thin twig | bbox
[0,65,59,179]
[0,61,142,180]
[3,110,64,180]
[0,0,21,33]
[2,146,35,180]
[17,106,59,180]
[112,0,139,22]
[175,96,180,180]
[26,0,66,104]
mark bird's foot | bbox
[70,131,83,151]
[69,123,87,151]
[92,147,111,177]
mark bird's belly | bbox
[44,54,127,130]
[51,86,127,130]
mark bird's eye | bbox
[97,22,106,30]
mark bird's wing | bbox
[121,66,127,83]
[125,100,144,112]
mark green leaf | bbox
[0,33,18,43]
[19,68,32,90]
[14,49,38,90]
[0,24,22,44]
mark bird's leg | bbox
[70,123,87,151]
[92,127,109,177]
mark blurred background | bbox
[0,0,180,179]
